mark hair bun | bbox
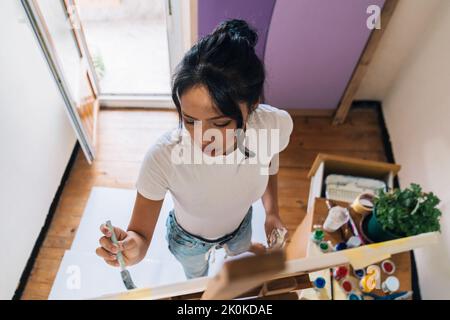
[212,19,258,48]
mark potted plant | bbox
[365,183,441,243]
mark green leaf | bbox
[374,183,442,236]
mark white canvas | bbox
[49,187,268,299]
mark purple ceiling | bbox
[198,0,276,60]
[198,0,386,110]
[264,0,386,109]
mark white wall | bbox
[0,0,77,299]
[358,0,450,299]
[355,0,442,100]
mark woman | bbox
[96,19,294,279]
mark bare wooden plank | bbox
[307,153,401,179]
[95,232,438,300]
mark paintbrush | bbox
[105,220,137,290]
[363,291,413,300]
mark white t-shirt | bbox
[135,104,294,239]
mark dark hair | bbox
[172,19,265,130]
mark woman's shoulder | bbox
[247,104,294,153]
[143,128,182,161]
[248,103,293,130]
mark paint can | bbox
[382,276,400,293]
[346,236,362,248]
[334,242,348,251]
[353,268,366,279]
[381,259,396,275]
[333,266,349,281]
[323,206,350,232]
[311,228,325,244]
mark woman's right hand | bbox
[95,224,142,267]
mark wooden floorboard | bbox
[21,107,387,300]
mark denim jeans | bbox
[165,206,253,279]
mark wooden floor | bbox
[21,107,387,299]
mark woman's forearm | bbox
[126,230,151,263]
[262,171,280,217]
[127,193,164,262]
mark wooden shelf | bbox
[310,198,411,299]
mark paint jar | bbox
[382,276,400,293]
[366,265,381,278]
[353,268,366,279]
[346,236,362,248]
[313,277,329,300]
[381,259,396,275]
[334,242,348,251]
[333,266,349,281]
[360,275,376,293]
[347,292,363,300]
[323,206,350,232]
[318,241,331,253]
[340,277,357,294]
[313,277,326,289]
[311,229,325,244]
[351,192,375,215]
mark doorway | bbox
[75,0,171,96]
[23,0,197,162]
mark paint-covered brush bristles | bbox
[119,269,136,290]
[105,220,137,290]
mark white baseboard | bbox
[99,95,176,109]
[284,108,335,117]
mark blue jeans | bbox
[165,206,253,279]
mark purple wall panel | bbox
[198,0,276,60]
[264,0,385,109]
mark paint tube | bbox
[268,227,288,250]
